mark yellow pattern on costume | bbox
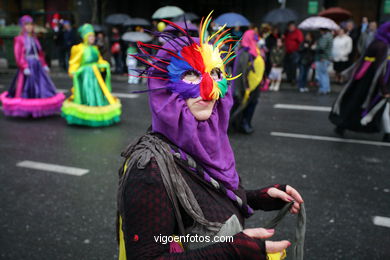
[267,249,287,260]
[242,50,265,104]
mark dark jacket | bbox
[298,40,315,66]
[270,47,285,67]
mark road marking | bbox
[270,132,390,147]
[373,216,390,228]
[55,89,139,99]
[16,160,89,176]
[274,104,331,112]
[112,92,139,99]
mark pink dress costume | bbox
[0,15,65,117]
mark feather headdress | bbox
[130,11,241,101]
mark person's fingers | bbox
[268,188,294,202]
[286,185,304,203]
[243,228,275,239]
[265,240,291,253]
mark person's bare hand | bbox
[243,228,291,253]
[267,185,304,214]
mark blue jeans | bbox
[298,64,310,89]
[315,60,331,93]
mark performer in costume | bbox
[117,13,303,259]
[0,15,65,117]
[62,24,121,127]
[329,22,390,142]
[230,29,265,134]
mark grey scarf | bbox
[118,133,222,236]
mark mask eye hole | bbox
[210,68,223,81]
[182,70,201,84]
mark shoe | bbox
[241,123,254,134]
[383,134,390,142]
[334,126,345,137]
[303,88,309,92]
[299,88,306,93]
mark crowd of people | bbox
[250,17,379,95]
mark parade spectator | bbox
[265,27,280,75]
[345,20,360,64]
[332,28,352,84]
[269,38,285,91]
[96,31,111,63]
[284,21,304,85]
[110,27,123,74]
[360,17,369,33]
[315,28,333,94]
[358,21,378,55]
[58,20,76,71]
[297,32,315,92]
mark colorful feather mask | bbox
[130,12,241,101]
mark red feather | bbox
[200,73,213,100]
[180,44,205,73]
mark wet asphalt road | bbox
[0,73,389,260]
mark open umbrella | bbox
[172,12,199,22]
[263,8,298,24]
[164,21,197,32]
[92,24,106,32]
[319,7,352,23]
[214,12,250,27]
[298,16,340,31]
[152,6,184,19]
[122,31,153,42]
[123,18,151,27]
[105,13,130,25]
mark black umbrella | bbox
[123,18,151,27]
[172,12,199,22]
[92,24,106,32]
[263,8,298,24]
[105,13,130,25]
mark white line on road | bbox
[271,132,390,147]
[373,216,390,228]
[111,92,139,99]
[55,89,139,99]
[274,104,331,112]
[16,160,89,176]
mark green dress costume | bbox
[61,24,121,127]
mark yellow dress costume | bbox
[61,24,121,127]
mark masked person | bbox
[230,29,265,134]
[329,22,390,142]
[117,14,304,260]
[61,24,121,127]
[0,15,65,117]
